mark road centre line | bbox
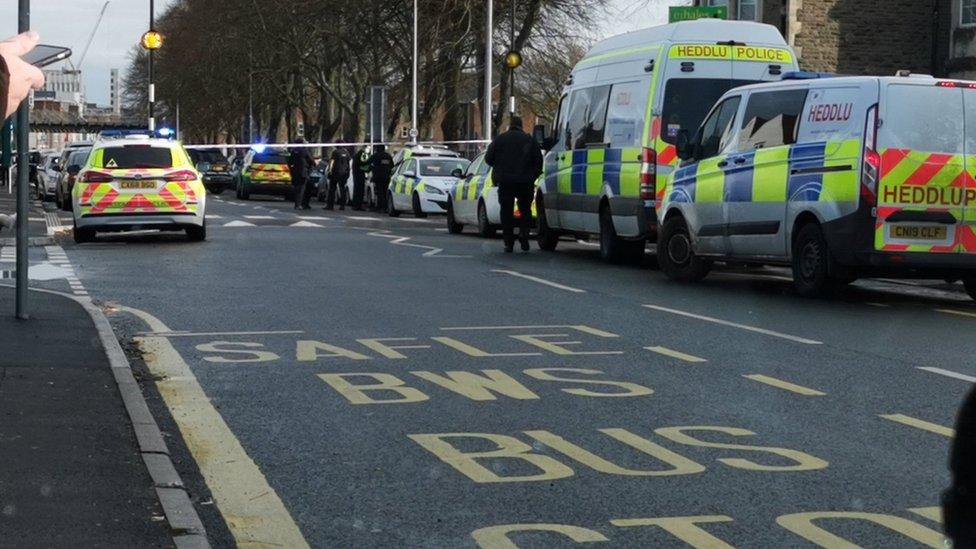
[490,269,586,293]
[642,304,823,345]
[136,329,306,337]
[917,367,976,383]
[440,325,619,337]
[645,346,707,363]
[743,374,826,396]
[936,308,976,319]
[880,414,955,438]
[118,305,309,547]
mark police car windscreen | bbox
[420,159,469,176]
[100,146,173,169]
[254,153,289,164]
[661,79,757,144]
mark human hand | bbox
[0,32,46,119]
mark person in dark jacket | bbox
[367,145,394,212]
[945,386,976,547]
[326,145,351,211]
[288,138,314,210]
[351,147,369,210]
[484,116,543,253]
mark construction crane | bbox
[75,1,110,71]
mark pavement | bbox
[8,189,976,547]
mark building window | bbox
[705,0,729,6]
[963,0,976,27]
[739,0,759,21]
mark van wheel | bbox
[791,222,834,297]
[964,277,976,301]
[186,220,207,242]
[446,200,463,234]
[387,192,400,217]
[412,193,428,218]
[477,201,495,238]
[599,205,644,264]
[240,183,250,200]
[536,193,560,251]
[658,215,710,282]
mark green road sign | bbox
[669,5,728,22]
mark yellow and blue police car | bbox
[388,156,470,218]
[445,151,537,236]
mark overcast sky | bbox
[1,0,686,106]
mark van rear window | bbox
[99,146,173,169]
[880,85,964,154]
[661,79,757,144]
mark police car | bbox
[72,135,206,243]
[531,19,799,263]
[388,156,470,217]
[235,147,293,201]
[657,72,976,299]
[392,143,461,167]
[445,151,536,236]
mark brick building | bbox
[693,0,976,79]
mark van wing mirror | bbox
[676,130,694,161]
[532,124,547,144]
[451,168,464,178]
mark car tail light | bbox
[639,147,656,201]
[165,169,197,182]
[861,105,880,208]
[79,171,113,183]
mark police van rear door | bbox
[876,81,965,254]
[963,88,976,255]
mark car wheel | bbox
[62,189,73,212]
[186,220,207,242]
[446,200,463,234]
[599,204,644,264]
[387,192,400,217]
[536,193,559,251]
[241,183,250,200]
[964,277,976,301]
[791,222,833,297]
[73,224,95,244]
[412,193,428,218]
[55,188,62,209]
[210,186,224,196]
[658,215,710,282]
[477,201,495,238]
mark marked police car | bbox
[657,72,976,299]
[388,156,470,218]
[445,151,536,236]
[532,19,799,263]
[72,136,206,243]
[392,143,461,167]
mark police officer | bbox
[485,116,543,253]
[351,146,369,211]
[326,145,351,211]
[288,138,314,210]
[368,144,394,212]
[945,386,976,547]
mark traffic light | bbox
[504,50,522,69]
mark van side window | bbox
[737,89,808,151]
[698,96,742,159]
[582,85,612,147]
[565,88,592,150]
[552,94,569,148]
[606,80,649,148]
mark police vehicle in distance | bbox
[235,147,293,201]
[657,72,976,299]
[532,19,799,263]
[446,151,536,236]
[392,143,461,167]
[72,135,206,243]
[387,156,469,218]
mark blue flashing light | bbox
[782,71,838,80]
[157,127,174,138]
[251,143,267,154]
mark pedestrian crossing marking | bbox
[297,216,330,221]
[880,414,954,437]
[645,346,707,363]
[244,215,276,220]
[290,221,324,228]
[743,374,825,396]
[936,308,976,319]
[222,220,256,227]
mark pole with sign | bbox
[668,5,728,22]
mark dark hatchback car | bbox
[188,148,233,194]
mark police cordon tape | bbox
[182,139,491,150]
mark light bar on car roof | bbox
[936,81,976,88]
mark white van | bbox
[657,73,976,299]
[532,19,798,263]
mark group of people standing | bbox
[287,141,394,212]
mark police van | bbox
[657,73,976,299]
[532,19,798,263]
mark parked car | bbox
[56,147,92,212]
[34,152,61,201]
[188,148,233,194]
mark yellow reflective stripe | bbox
[752,147,789,202]
[585,148,605,195]
[467,180,478,200]
[695,156,725,203]
[557,153,573,194]
[577,44,659,67]
[668,44,794,64]
[642,45,666,148]
[90,149,104,168]
[881,150,930,185]
[620,146,641,197]
[820,139,861,202]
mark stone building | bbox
[692,0,976,79]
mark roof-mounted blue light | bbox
[781,71,838,80]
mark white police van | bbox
[532,19,798,263]
[658,72,976,299]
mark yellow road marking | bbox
[431,336,542,357]
[440,325,619,337]
[645,346,707,363]
[880,414,955,438]
[936,308,976,319]
[118,306,309,548]
[908,507,942,524]
[742,374,826,396]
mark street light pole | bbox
[15,0,30,319]
[148,0,155,132]
[248,52,254,142]
[509,0,515,116]
[484,0,492,140]
[411,0,418,144]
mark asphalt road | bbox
[34,190,976,547]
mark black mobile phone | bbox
[23,45,72,67]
